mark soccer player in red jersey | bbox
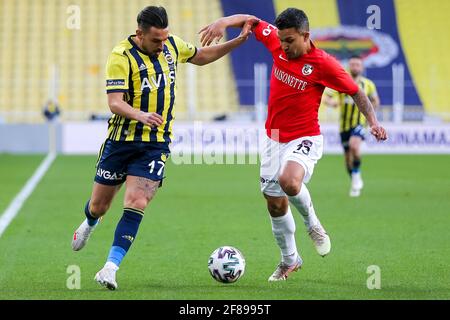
[200,8,387,281]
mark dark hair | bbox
[349,55,363,60]
[275,8,309,32]
[137,6,168,30]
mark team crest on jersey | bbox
[302,64,313,76]
[164,52,174,65]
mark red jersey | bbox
[254,20,359,142]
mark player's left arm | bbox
[351,89,387,141]
[189,20,254,66]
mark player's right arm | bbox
[199,14,260,46]
[107,93,163,127]
[105,51,163,127]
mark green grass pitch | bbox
[0,154,449,299]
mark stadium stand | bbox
[0,0,239,122]
[0,0,449,123]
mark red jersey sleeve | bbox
[253,20,280,52]
[319,54,359,95]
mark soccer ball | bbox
[208,246,246,283]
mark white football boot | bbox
[308,224,331,257]
[71,219,97,251]
[95,262,119,290]
[268,256,303,281]
[349,188,361,197]
[350,172,364,197]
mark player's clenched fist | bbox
[137,111,164,127]
[238,17,260,42]
[370,124,388,141]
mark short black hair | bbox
[137,6,168,30]
[349,55,363,60]
[275,8,309,32]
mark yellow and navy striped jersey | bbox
[105,34,197,143]
[333,76,378,132]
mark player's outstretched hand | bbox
[138,111,164,128]
[370,124,388,141]
[199,20,226,47]
[199,17,260,47]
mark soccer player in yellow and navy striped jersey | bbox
[71,6,254,290]
[324,55,379,197]
[105,32,196,143]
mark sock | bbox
[346,165,353,177]
[84,200,99,227]
[352,158,361,174]
[288,184,320,229]
[107,246,126,268]
[107,207,144,267]
[270,207,298,265]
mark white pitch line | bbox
[0,152,56,238]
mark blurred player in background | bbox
[71,5,253,290]
[200,8,387,281]
[323,55,380,197]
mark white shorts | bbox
[260,134,323,197]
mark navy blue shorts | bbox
[94,140,170,186]
[340,125,367,151]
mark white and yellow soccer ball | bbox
[208,246,246,283]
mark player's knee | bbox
[267,200,287,217]
[349,137,361,153]
[279,176,301,197]
[124,197,149,211]
[349,143,358,155]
